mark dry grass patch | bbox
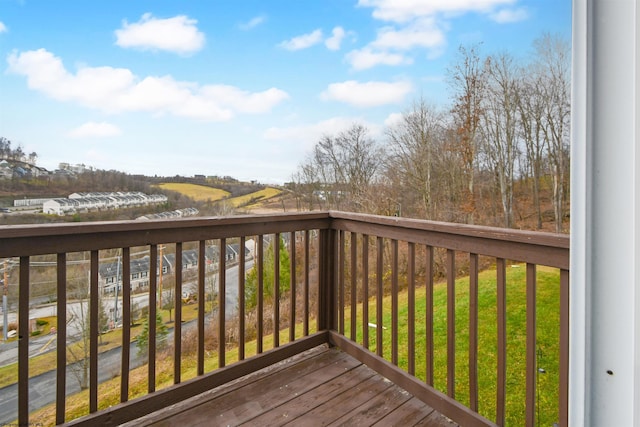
[228,187,282,208]
[156,183,230,202]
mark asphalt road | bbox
[0,339,145,425]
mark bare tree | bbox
[296,123,383,212]
[515,68,547,229]
[448,44,489,224]
[385,98,444,219]
[480,52,520,228]
[534,33,571,232]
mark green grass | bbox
[343,264,561,426]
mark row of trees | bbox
[0,137,38,165]
[290,34,570,232]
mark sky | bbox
[0,0,571,184]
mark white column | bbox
[571,0,640,425]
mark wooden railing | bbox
[0,211,569,427]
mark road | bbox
[0,260,253,423]
[0,339,146,425]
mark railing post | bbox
[318,228,337,332]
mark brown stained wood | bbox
[0,211,567,269]
[362,234,369,349]
[18,256,29,426]
[425,245,434,386]
[274,233,280,348]
[219,239,226,368]
[469,253,479,412]
[350,231,357,342]
[198,241,205,375]
[173,243,182,383]
[257,235,264,353]
[56,253,66,425]
[282,372,394,425]
[329,332,495,427]
[68,333,329,427]
[149,349,356,426]
[526,263,537,427]
[329,212,569,269]
[304,230,310,336]
[0,213,331,259]
[327,383,413,426]
[408,242,416,376]
[124,345,460,427]
[2,210,568,427]
[376,237,383,357]
[392,239,399,366]
[289,231,296,343]
[338,230,345,335]
[446,249,455,399]
[372,397,436,427]
[496,258,507,426]
[238,236,246,360]
[122,248,132,400]
[245,364,376,426]
[90,251,99,412]
[416,411,460,427]
[149,245,157,393]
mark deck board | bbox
[131,345,459,427]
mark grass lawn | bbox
[343,264,561,426]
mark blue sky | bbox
[0,0,571,184]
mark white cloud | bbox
[264,117,382,149]
[372,18,445,51]
[0,22,7,34]
[7,48,289,121]
[68,122,122,138]
[239,15,266,30]
[490,7,529,23]
[279,29,323,51]
[320,80,413,107]
[115,13,205,55]
[384,112,404,128]
[345,48,412,71]
[357,0,516,23]
[325,27,346,51]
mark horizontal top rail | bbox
[328,211,570,270]
[0,211,569,269]
[0,212,331,257]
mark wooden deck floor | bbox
[125,345,459,427]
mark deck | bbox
[124,345,457,427]
[0,211,569,426]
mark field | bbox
[227,187,282,208]
[155,183,230,202]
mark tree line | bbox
[290,34,570,232]
[0,136,38,165]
